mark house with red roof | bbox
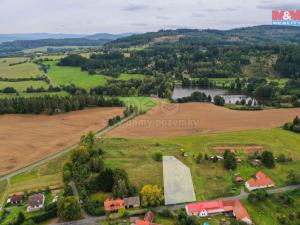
[135,211,161,225]
[185,200,252,224]
[245,171,275,191]
[104,198,125,212]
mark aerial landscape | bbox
[0,0,300,225]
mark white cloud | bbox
[0,0,279,33]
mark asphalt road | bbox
[0,114,136,182]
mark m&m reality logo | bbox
[272,10,300,26]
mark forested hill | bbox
[0,38,110,55]
[106,25,300,48]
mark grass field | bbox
[0,80,49,91]
[0,57,41,78]
[46,61,147,89]
[117,73,145,80]
[45,61,110,89]
[103,128,300,200]
[119,96,159,112]
[243,190,300,225]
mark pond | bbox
[172,86,256,104]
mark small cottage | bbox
[27,193,45,212]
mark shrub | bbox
[214,95,225,106]
[57,196,81,220]
[261,151,275,168]
[154,151,163,162]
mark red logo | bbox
[272,10,300,21]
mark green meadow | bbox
[119,96,159,112]
[45,61,110,89]
[0,80,49,91]
[0,57,41,78]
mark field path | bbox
[108,103,300,138]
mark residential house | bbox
[7,194,23,204]
[235,175,243,183]
[245,171,275,191]
[27,193,45,212]
[185,200,252,224]
[135,211,162,225]
[104,198,125,212]
[124,196,140,209]
[250,159,261,167]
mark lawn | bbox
[0,57,41,78]
[45,61,110,89]
[119,96,159,112]
[0,180,8,206]
[243,190,300,225]
[0,80,49,91]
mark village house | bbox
[7,194,24,205]
[185,200,252,224]
[27,193,45,212]
[135,211,162,225]
[245,171,275,191]
[124,196,140,209]
[235,175,243,183]
[250,159,261,167]
[104,198,125,212]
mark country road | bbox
[0,114,136,182]
[51,184,300,225]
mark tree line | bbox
[0,95,123,115]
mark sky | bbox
[0,0,299,34]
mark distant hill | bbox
[0,33,87,43]
[0,32,135,43]
[0,38,110,55]
[106,25,300,48]
[85,33,135,40]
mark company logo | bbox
[272,10,300,26]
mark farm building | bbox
[185,200,252,224]
[27,193,45,212]
[104,198,125,212]
[7,194,23,204]
[245,171,275,191]
[124,196,140,208]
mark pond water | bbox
[172,86,256,104]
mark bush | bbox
[261,151,275,168]
[63,184,74,197]
[154,151,163,162]
[214,95,225,106]
[27,207,57,223]
[248,189,269,203]
[57,196,81,220]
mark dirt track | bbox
[108,103,300,138]
[0,108,123,175]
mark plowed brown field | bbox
[0,107,123,175]
[108,103,300,138]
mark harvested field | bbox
[0,107,123,175]
[108,103,300,138]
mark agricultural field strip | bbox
[0,113,136,182]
